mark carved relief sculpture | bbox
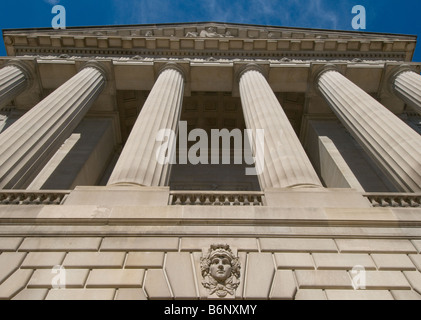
[186,28,234,38]
[200,27,224,38]
[201,244,241,298]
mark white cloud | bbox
[44,0,61,5]
[110,0,350,30]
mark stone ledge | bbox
[6,32,414,61]
[63,186,170,206]
[1,225,421,238]
[265,188,372,208]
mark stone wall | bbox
[0,191,420,300]
[1,236,421,300]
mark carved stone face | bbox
[209,254,232,282]
[201,244,241,298]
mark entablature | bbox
[3,22,417,62]
[0,56,420,115]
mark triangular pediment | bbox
[3,22,417,61]
[4,22,416,40]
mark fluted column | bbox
[107,65,185,187]
[0,63,106,189]
[0,64,30,109]
[239,66,322,190]
[392,69,421,115]
[317,68,421,192]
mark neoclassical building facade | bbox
[0,22,421,300]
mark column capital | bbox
[236,63,268,83]
[5,59,35,90]
[158,62,188,81]
[388,64,416,91]
[388,64,421,116]
[312,64,343,88]
[79,60,110,81]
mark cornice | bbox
[3,25,416,62]
[4,22,417,40]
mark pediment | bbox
[5,22,417,40]
[3,22,417,62]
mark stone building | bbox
[0,22,421,300]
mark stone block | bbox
[336,239,417,254]
[0,253,27,284]
[412,241,421,253]
[244,253,275,299]
[192,252,209,299]
[295,270,353,289]
[115,289,148,300]
[19,237,102,252]
[325,290,394,300]
[362,271,411,290]
[144,270,172,299]
[313,253,376,270]
[22,252,66,269]
[403,271,421,294]
[125,252,165,269]
[391,290,421,300]
[274,253,314,270]
[235,252,247,300]
[409,255,421,271]
[0,206,43,220]
[63,252,126,269]
[28,269,89,289]
[260,238,337,253]
[64,186,170,206]
[101,237,179,252]
[295,290,326,300]
[87,269,145,288]
[0,269,33,300]
[12,289,48,300]
[269,270,297,300]
[165,253,197,299]
[0,238,23,252]
[46,289,116,300]
[264,188,371,208]
[371,254,417,271]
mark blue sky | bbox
[0,0,420,61]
